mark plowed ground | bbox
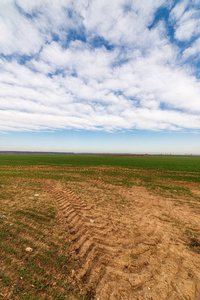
[1,165,200,299]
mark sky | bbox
[0,0,200,154]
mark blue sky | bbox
[0,0,200,154]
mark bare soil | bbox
[44,179,200,299]
[1,165,200,299]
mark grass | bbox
[0,177,93,299]
[0,154,200,172]
[0,154,200,298]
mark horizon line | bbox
[0,151,199,156]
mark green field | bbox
[0,154,200,172]
[1,154,200,199]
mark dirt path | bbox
[44,180,200,300]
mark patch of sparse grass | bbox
[0,272,11,286]
[0,177,94,299]
[185,229,198,238]
[189,237,200,254]
[15,209,52,223]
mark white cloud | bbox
[39,41,119,81]
[83,0,167,48]
[0,0,45,55]
[170,0,189,20]
[182,37,200,61]
[170,1,200,41]
[0,0,200,133]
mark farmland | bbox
[0,155,200,299]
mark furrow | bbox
[44,182,136,299]
[87,266,105,289]
[73,234,93,252]
[76,246,100,281]
[76,240,95,259]
[69,223,88,235]
[62,208,76,216]
[57,202,70,210]
[63,210,77,219]
[67,213,82,224]
[68,217,86,231]
[71,228,89,242]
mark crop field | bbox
[0,154,200,299]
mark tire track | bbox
[42,180,200,299]
[44,181,150,299]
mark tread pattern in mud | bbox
[45,182,200,300]
[45,183,150,299]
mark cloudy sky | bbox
[0,0,200,153]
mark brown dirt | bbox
[0,177,86,299]
[1,165,200,299]
[42,178,200,300]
